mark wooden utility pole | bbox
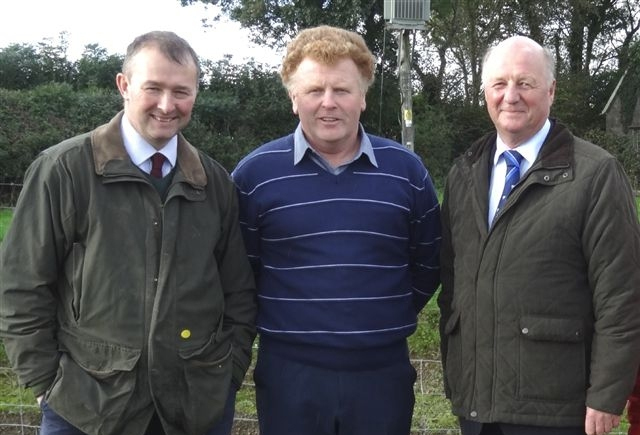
[383,0,431,151]
[398,29,414,150]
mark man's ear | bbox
[290,91,298,115]
[116,73,129,99]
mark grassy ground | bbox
[0,209,11,242]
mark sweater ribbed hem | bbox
[258,335,409,371]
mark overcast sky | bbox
[0,0,281,65]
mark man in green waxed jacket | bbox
[438,36,640,435]
[0,31,256,435]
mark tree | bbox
[181,0,386,51]
[0,43,42,90]
[75,44,123,90]
[35,33,75,84]
[0,33,76,90]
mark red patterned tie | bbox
[150,153,166,178]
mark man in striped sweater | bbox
[232,25,441,435]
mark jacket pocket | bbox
[46,338,140,435]
[175,322,234,435]
[442,310,462,398]
[63,242,85,321]
[517,315,586,401]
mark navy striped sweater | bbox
[232,133,441,369]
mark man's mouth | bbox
[152,114,176,123]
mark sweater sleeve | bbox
[409,168,442,313]
[231,165,262,282]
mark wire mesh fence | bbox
[0,181,631,435]
[0,354,461,435]
[0,180,463,434]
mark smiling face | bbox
[288,57,367,153]
[483,37,556,148]
[116,46,198,150]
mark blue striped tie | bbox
[495,150,523,218]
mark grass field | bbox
[0,209,11,242]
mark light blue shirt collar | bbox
[120,115,177,174]
[293,123,378,171]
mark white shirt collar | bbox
[492,119,551,171]
[120,115,178,169]
[487,119,551,227]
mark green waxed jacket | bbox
[0,112,257,435]
[438,120,640,427]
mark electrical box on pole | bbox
[384,0,430,30]
[383,0,430,151]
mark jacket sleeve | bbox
[437,170,455,398]
[583,156,640,414]
[409,168,442,313]
[0,153,73,396]
[215,174,257,389]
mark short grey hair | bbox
[481,36,556,87]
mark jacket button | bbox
[470,411,478,418]
[522,328,529,334]
[180,329,191,339]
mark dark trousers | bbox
[39,388,237,435]
[459,418,586,435]
[254,349,416,435]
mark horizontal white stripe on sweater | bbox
[239,172,318,196]
[260,198,410,218]
[258,292,411,302]
[263,263,408,270]
[262,229,408,242]
[258,322,417,334]
[352,171,425,191]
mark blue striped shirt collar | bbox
[293,123,378,168]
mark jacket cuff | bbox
[232,362,247,391]
[30,378,53,399]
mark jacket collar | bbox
[90,111,207,187]
[457,119,575,231]
[463,118,574,171]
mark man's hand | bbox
[585,407,621,435]
[36,395,43,406]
